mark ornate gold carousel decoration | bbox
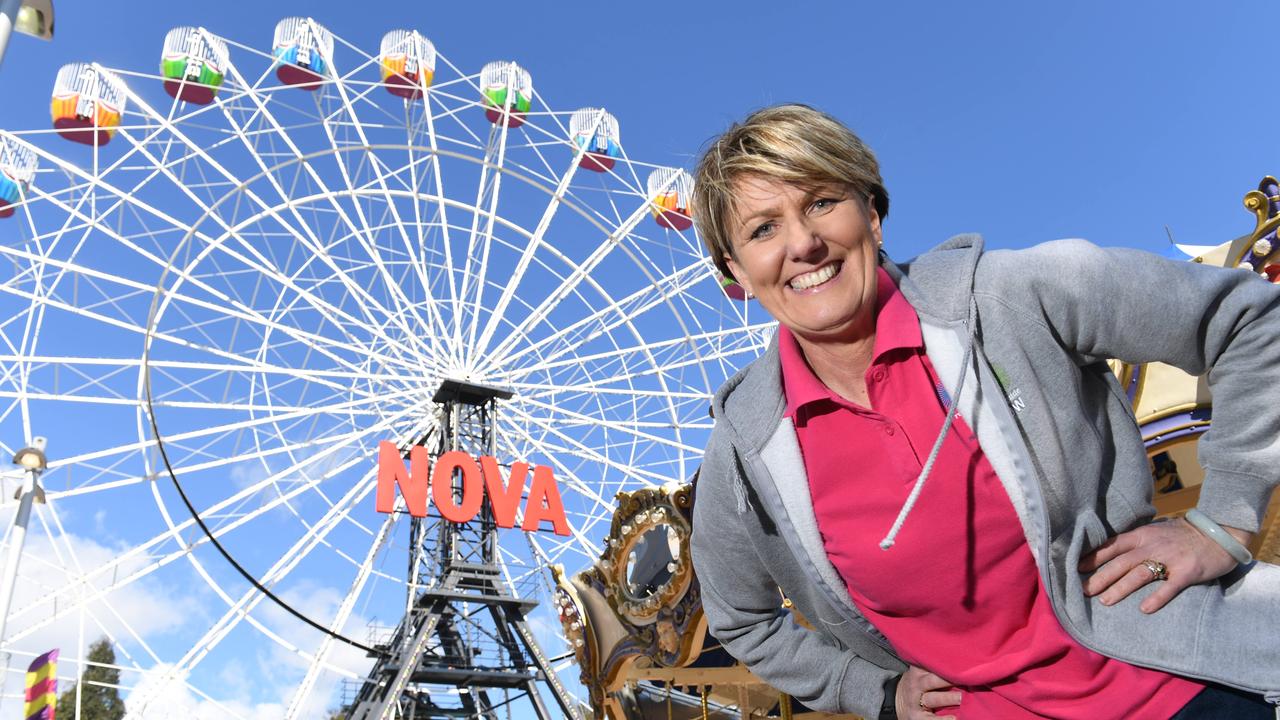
[554,179,1280,720]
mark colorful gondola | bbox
[380,30,435,99]
[160,27,229,105]
[569,108,621,172]
[50,63,127,146]
[480,61,533,128]
[273,17,332,89]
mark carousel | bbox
[552,178,1280,720]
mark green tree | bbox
[55,638,125,720]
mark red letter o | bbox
[432,451,483,523]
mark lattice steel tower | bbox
[349,379,580,720]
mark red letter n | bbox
[375,441,429,517]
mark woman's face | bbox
[724,175,882,344]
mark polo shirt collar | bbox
[780,267,923,418]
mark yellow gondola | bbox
[50,63,127,146]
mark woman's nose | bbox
[783,220,825,260]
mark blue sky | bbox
[0,1,1276,716]
[1,2,1275,256]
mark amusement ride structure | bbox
[0,19,770,717]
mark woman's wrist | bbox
[1184,508,1254,565]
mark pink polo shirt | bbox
[779,268,1202,719]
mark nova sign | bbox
[375,441,571,536]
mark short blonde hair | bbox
[692,104,889,280]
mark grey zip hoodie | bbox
[691,235,1280,718]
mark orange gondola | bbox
[647,167,693,231]
[379,30,435,100]
[50,63,127,146]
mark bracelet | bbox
[1184,508,1253,565]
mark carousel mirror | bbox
[624,523,680,599]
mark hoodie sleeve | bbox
[982,239,1280,532]
[691,436,900,717]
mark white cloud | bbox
[0,515,199,714]
[125,663,285,720]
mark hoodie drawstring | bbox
[879,295,980,550]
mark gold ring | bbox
[1141,559,1169,581]
[919,694,928,709]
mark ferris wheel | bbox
[0,18,769,718]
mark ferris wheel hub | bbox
[432,378,514,406]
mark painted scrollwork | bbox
[1236,176,1280,278]
[601,484,694,625]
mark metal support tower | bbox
[349,379,580,720]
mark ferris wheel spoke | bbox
[155,456,384,685]
[483,200,653,366]
[0,253,408,387]
[304,75,447,362]
[502,403,670,490]
[401,106,458,367]
[154,399,425,545]
[53,395,403,507]
[453,120,509,355]
[30,503,167,670]
[10,155,427,381]
[512,339,764,399]
[507,380,708,401]
[490,432,605,558]
[129,70,422,350]
[103,125,426,375]
[515,394,702,455]
[155,211,435,380]
[412,86,495,370]
[472,118,608,358]
[325,63,450,353]
[17,411,405,640]
[507,319,770,383]
[481,165,693,370]
[490,256,707,375]
[287,509,397,718]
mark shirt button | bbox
[872,369,887,383]
[884,424,895,436]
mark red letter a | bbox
[480,456,527,529]
[521,465,571,537]
[375,441,429,517]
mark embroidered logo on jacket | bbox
[1007,386,1027,413]
[992,364,1027,414]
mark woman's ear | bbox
[867,195,883,248]
[724,257,753,296]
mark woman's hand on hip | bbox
[1078,517,1253,613]
[896,665,960,720]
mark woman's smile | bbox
[788,260,843,291]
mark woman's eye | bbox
[749,222,776,240]
[811,197,840,212]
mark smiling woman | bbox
[688,104,1280,720]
